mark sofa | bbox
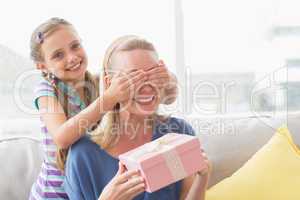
[1,112,299,200]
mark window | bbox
[172,0,300,116]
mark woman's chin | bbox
[131,105,158,117]
[133,102,159,115]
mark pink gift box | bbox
[119,133,206,193]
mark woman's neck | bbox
[106,113,154,157]
[118,112,153,141]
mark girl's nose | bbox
[67,53,80,64]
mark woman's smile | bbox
[134,94,156,105]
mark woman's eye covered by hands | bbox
[143,60,173,89]
[111,59,171,87]
[106,60,174,99]
[106,69,148,102]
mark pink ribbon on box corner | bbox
[128,133,188,181]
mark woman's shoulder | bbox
[66,135,117,179]
[167,116,191,126]
[68,136,101,161]
[155,116,196,136]
[67,135,101,166]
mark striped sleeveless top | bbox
[29,78,86,200]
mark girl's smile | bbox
[65,61,82,71]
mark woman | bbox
[64,35,210,200]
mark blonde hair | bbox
[91,35,164,149]
[30,17,99,171]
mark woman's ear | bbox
[158,59,164,65]
[104,74,112,90]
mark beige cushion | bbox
[206,126,300,200]
[186,114,300,187]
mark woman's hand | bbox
[180,149,211,200]
[98,162,145,200]
[197,149,212,178]
[105,70,147,103]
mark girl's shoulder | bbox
[34,78,55,92]
[33,78,57,109]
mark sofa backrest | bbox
[0,137,42,200]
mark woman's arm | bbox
[179,150,211,200]
[180,173,210,200]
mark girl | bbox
[64,35,210,200]
[29,18,177,200]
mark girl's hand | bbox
[98,162,145,200]
[105,70,147,103]
[145,60,173,90]
[145,60,178,104]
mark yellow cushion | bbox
[206,126,300,200]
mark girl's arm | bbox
[38,70,146,149]
[37,92,116,149]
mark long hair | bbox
[30,17,99,171]
[91,35,164,149]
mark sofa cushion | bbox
[187,114,300,187]
[206,126,300,200]
[0,137,43,200]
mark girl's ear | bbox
[36,62,46,70]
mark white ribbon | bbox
[128,133,187,181]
